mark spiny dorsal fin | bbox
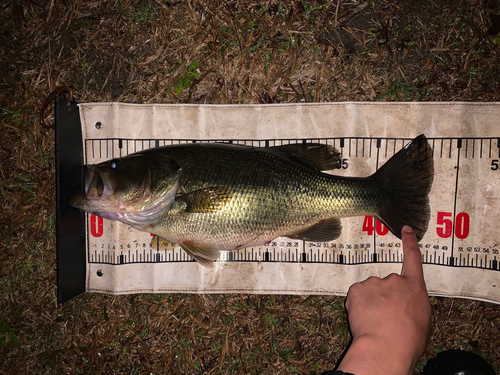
[270,143,341,171]
[287,217,342,242]
[178,186,232,213]
[180,241,220,268]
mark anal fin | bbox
[287,217,342,242]
[180,241,221,268]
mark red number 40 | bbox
[436,211,470,239]
[362,216,388,236]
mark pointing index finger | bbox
[400,225,425,280]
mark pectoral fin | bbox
[288,217,342,242]
[180,241,220,268]
[178,187,232,213]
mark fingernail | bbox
[402,225,413,233]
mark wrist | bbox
[337,335,414,375]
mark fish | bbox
[69,135,434,268]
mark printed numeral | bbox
[436,211,470,239]
[455,212,470,239]
[362,216,388,236]
[90,214,103,237]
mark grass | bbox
[0,0,499,373]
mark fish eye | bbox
[108,160,118,169]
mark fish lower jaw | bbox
[93,196,174,227]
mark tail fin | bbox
[373,135,434,241]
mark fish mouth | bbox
[69,166,179,227]
[68,166,120,212]
[85,166,115,199]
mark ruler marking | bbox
[450,139,461,259]
[85,136,500,271]
[373,140,382,260]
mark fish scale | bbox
[143,141,428,260]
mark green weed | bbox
[172,61,201,95]
[0,322,20,347]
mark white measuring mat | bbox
[77,102,500,304]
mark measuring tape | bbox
[84,136,500,272]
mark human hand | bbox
[336,225,431,375]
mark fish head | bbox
[69,153,182,226]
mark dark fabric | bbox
[321,371,355,375]
[421,349,496,375]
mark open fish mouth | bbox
[68,165,123,213]
[84,166,116,199]
[69,163,180,226]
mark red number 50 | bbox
[436,211,470,239]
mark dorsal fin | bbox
[270,143,341,171]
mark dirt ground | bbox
[1,0,499,373]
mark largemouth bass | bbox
[69,135,434,268]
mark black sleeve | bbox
[321,371,355,375]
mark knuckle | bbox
[384,273,399,280]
